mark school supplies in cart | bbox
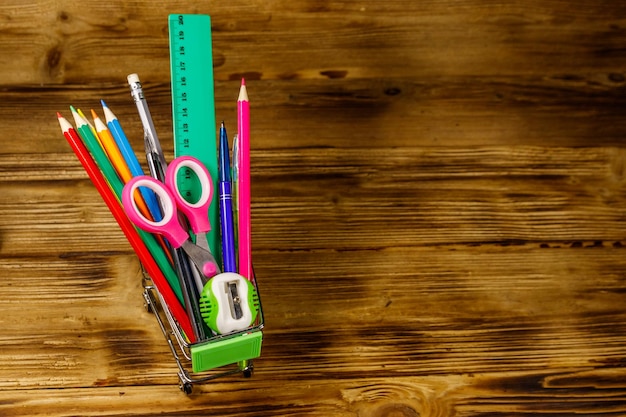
[56,14,264,394]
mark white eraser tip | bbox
[127,73,140,84]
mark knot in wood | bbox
[372,403,420,417]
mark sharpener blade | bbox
[227,280,244,320]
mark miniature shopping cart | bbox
[141,272,265,394]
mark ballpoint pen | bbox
[232,132,239,230]
[219,121,237,273]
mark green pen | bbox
[69,106,184,305]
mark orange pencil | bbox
[91,108,174,267]
[91,109,154,221]
[91,109,133,182]
[57,111,194,341]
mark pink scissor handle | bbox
[165,156,213,235]
[122,176,188,248]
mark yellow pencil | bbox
[77,108,101,146]
[90,109,153,219]
[91,110,133,182]
[91,108,175,267]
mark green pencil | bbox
[70,106,184,305]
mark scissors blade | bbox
[195,233,211,252]
[195,232,222,271]
[181,240,221,279]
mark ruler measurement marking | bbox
[169,13,220,262]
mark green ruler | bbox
[168,14,220,263]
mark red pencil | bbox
[57,112,195,342]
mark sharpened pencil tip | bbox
[101,99,108,108]
[69,105,86,128]
[57,111,73,133]
[238,82,249,102]
[221,120,225,127]
[241,77,245,86]
[90,108,99,120]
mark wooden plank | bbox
[1,1,626,84]
[1,245,625,388]
[2,75,626,156]
[1,0,626,414]
[0,373,624,416]
[2,147,626,257]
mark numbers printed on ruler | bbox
[169,13,218,229]
[173,17,191,199]
[174,17,189,150]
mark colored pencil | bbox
[57,112,195,342]
[71,106,122,189]
[70,106,184,305]
[76,108,100,146]
[91,109,132,182]
[237,78,253,281]
[91,109,153,219]
[101,100,163,222]
[91,108,174,267]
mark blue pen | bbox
[219,121,237,273]
[101,100,162,222]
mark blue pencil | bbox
[101,99,162,222]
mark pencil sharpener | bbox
[199,272,259,334]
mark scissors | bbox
[122,155,221,279]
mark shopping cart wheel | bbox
[142,291,154,314]
[241,361,254,378]
[143,301,153,314]
[180,382,193,394]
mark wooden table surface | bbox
[2,1,626,415]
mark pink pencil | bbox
[237,79,253,281]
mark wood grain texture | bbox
[1,0,626,415]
